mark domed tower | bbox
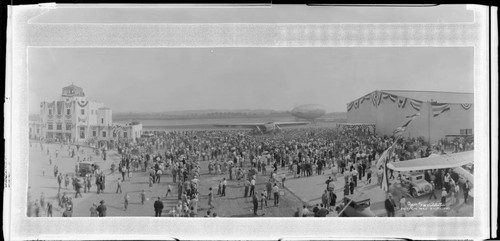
[60,84,85,101]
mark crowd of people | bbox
[28,123,473,217]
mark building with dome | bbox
[29,84,142,146]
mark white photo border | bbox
[5,4,495,240]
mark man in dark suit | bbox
[154,197,164,217]
[96,200,107,217]
[384,194,396,217]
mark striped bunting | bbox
[382,93,398,103]
[361,94,371,104]
[397,97,407,109]
[354,99,360,109]
[347,102,354,112]
[77,100,89,108]
[461,103,472,110]
[409,99,423,111]
[432,103,451,117]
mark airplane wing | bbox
[213,123,266,129]
[275,121,310,127]
[387,151,473,172]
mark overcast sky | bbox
[28,47,473,114]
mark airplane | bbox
[213,121,310,134]
[289,104,326,122]
[386,150,474,195]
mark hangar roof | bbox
[380,90,473,104]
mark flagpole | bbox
[428,100,432,146]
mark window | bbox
[102,131,106,138]
[79,127,85,138]
[123,132,128,138]
[49,109,52,115]
[66,123,72,131]
[37,128,40,134]
[92,130,97,137]
[48,123,53,130]
[56,124,62,130]
[113,132,117,138]
[101,118,104,124]
[66,109,70,115]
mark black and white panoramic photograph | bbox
[27,44,475,218]
[6,3,496,241]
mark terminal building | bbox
[29,84,142,146]
[346,90,473,144]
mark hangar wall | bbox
[346,90,473,144]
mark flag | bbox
[376,113,419,168]
[392,113,420,138]
[432,103,450,117]
[381,160,389,192]
[375,142,396,168]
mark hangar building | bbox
[346,90,473,144]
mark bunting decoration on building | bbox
[77,100,89,108]
[397,97,407,109]
[461,103,472,110]
[347,102,354,112]
[354,99,360,109]
[409,99,423,111]
[360,94,370,104]
[382,92,398,103]
[113,125,124,136]
[432,103,451,117]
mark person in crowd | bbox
[221,178,227,197]
[273,183,280,206]
[252,193,259,215]
[260,191,268,209]
[116,178,122,194]
[441,188,448,209]
[96,200,107,217]
[384,194,396,217]
[90,203,98,217]
[124,192,130,211]
[141,189,146,205]
[463,180,471,204]
[154,197,164,217]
